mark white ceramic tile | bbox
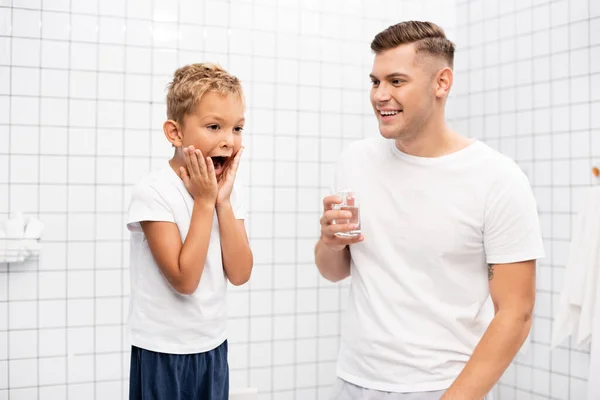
[571,75,590,103]
[97,0,123,16]
[67,270,94,299]
[67,156,94,186]
[8,329,37,358]
[67,354,93,383]
[99,101,125,129]
[41,11,69,40]
[68,383,94,399]
[69,71,97,99]
[10,96,38,125]
[96,156,123,184]
[68,99,96,128]
[38,328,66,357]
[68,43,97,71]
[296,313,317,338]
[40,97,67,126]
[250,316,272,342]
[39,357,66,386]
[250,290,271,316]
[11,66,39,97]
[95,212,122,241]
[98,44,125,72]
[9,359,37,388]
[40,69,68,97]
[125,19,152,46]
[38,270,66,300]
[95,353,121,381]
[591,18,600,47]
[38,156,66,185]
[66,0,93,12]
[98,16,125,45]
[39,386,66,400]
[37,299,65,328]
[95,297,121,324]
[97,73,123,100]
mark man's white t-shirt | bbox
[126,165,246,354]
[333,137,545,392]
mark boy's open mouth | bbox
[210,156,230,175]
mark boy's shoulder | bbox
[128,167,185,214]
[132,167,178,196]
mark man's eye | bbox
[371,80,380,86]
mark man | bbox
[315,21,544,400]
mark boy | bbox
[126,63,253,400]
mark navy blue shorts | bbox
[129,340,229,400]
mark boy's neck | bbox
[169,156,184,177]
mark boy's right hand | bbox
[319,195,363,252]
[180,145,218,206]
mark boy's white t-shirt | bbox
[126,165,246,355]
[333,137,545,392]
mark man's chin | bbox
[379,126,401,139]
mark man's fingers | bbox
[323,195,343,211]
[321,209,353,225]
[322,232,364,245]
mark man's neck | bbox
[394,120,472,158]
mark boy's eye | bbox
[207,124,219,130]
[234,127,244,133]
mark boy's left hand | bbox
[216,147,244,206]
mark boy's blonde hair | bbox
[166,63,244,126]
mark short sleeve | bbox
[483,165,546,265]
[126,183,175,232]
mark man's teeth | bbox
[380,110,400,116]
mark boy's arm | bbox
[216,201,253,286]
[141,199,215,295]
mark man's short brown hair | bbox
[370,21,455,68]
[166,63,244,126]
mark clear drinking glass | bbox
[332,187,361,237]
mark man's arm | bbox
[314,238,351,282]
[441,259,536,400]
[217,202,253,286]
[314,195,363,283]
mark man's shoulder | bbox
[470,141,527,180]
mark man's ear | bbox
[163,120,183,147]
[434,67,453,98]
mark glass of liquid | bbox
[332,187,361,237]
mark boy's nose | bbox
[220,131,235,147]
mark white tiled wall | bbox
[450,0,599,399]
[0,0,456,399]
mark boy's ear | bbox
[163,120,183,147]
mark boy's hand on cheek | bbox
[179,145,218,207]
[216,147,244,207]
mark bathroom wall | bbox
[0,0,456,399]
[450,0,599,399]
